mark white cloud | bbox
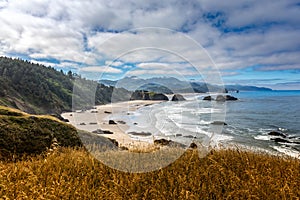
[105,60,124,67]
[127,68,196,77]
[137,62,170,69]
[81,66,122,73]
[0,0,299,83]
[122,65,133,69]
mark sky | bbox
[0,0,299,90]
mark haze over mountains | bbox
[99,76,272,94]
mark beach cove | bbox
[62,100,164,149]
[62,91,300,159]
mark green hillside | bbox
[0,106,83,159]
[0,57,130,114]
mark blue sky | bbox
[0,0,299,90]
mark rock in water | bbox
[268,131,287,138]
[271,138,292,143]
[225,95,238,101]
[211,121,228,126]
[203,96,214,101]
[215,95,238,101]
[216,95,226,101]
[130,90,168,101]
[171,94,186,101]
[150,93,169,101]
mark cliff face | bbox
[130,90,169,101]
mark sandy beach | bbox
[62,100,163,148]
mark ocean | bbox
[115,90,300,158]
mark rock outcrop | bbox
[154,138,170,146]
[203,95,238,101]
[268,131,287,138]
[154,139,186,148]
[203,96,214,101]
[225,95,238,101]
[151,93,169,101]
[130,90,169,101]
[211,121,228,126]
[92,129,113,134]
[171,94,186,101]
[266,130,300,145]
[109,120,117,124]
[128,132,152,136]
[189,142,198,149]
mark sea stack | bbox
[171,94,186,101]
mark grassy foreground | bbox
[0,148,299,199]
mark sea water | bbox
[116,90,300,157]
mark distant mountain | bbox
[0,57,130,114]
[100,76,209,93]
[138,83,173,94]
[99,79,117,87]
[100,77,272,93]
[100,76,224,93]
[225,85,272,91]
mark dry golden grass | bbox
[0,147,299,199]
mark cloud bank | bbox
[0,0,299,89]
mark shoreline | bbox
[61,100,163,148]
[61,96,300,159]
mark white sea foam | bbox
[191,108,223,114]
[272,146,300,159]
[209,134,234,147]
[254,135,271,141]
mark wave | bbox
[271,146,300,159]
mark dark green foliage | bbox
[0,107,82,159]
[0,56,131,114]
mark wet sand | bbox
[62,100,162,148]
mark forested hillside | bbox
[0,57,130,114]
